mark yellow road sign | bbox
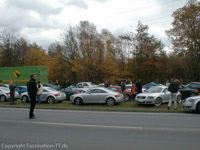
[13,70,20,78]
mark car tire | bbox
[0,95,7,102]
[154,97,162,106]
[75,97,82,105]
[125,94,130,101]
[177,95,182,103]
[47,96,55,104]
[22,95,29,103]
[106,97,115,106]
[196,103,200,114]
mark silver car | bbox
[183,96,200,113]
[0,87,19,102]
[20,87,66,104]
[70,87,124,106]
[135,86,182,106]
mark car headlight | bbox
[147,96,154,99]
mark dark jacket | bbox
[168,82,179,93]
[27,78,38,96]
[136,82,142,94]
[9,84,15,95]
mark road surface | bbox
[0,108,200,150]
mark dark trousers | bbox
[29,95,36,117]
[10,93,14,104]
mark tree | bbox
[167,2,200,81]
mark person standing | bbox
[27,74,38,119]
[121,80,126,101]
[167,78,179,110]
[136,79,142,94]
[37,81,43,104]
[131,83,137,100]
[9,81,15,105]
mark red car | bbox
[108,86,133,101]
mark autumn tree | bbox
[167,2,200,81]
[0,28,29,67]
[121,21,165,83]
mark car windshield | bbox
[0,87,9,91]
[148,87,163,93]
[45,87,58,92]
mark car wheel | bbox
[196,103,200,114]
[75,97,82,105]
[125,94,130,101]
[0,95,7,102]
[154,97,162,107]
[177,95,182,103]
[47,96,55,104]
[106,98,115,106]
[22,95,29,103]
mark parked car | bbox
[60,87,80,100]
[15,86,27,95]
[70,87,124,106]
[0,87,19,102]
[142,82,163,92]
[77,82,97,88]
[185,82,200,92]
[108,86,133,100]
[179,85,199,99]
[135,86,182,106]
[20,87,66,104]
[69,84,88,93]
[183,96,200,113]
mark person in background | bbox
[131,83,137,100]
[168,78,179,110]
[136,79,142,94]
[0,80,3,86]
[55,80,60,88]
[37,81,43,104]
[9,81,15,105]
[104,80,110,88]
[27,74,38,119]
[64,79,71,89]
[166,79,170,87]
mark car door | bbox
[40,89,48,102]
[81,89,98,103]
[162,88,171,102]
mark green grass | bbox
[0,99,186,113]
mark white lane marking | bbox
[33,121,143,130]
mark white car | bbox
[0,87,19,102]
[70,87,124,106]
[20,87,66,104]
[77,82,97,88]
[183,96,200,113]
[135,86,182,106]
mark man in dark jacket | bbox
[27,74,38,119]
[9,81,15,105]
[136,79,142,94]
[168,78,179,110]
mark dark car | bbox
[179,86,199,99]
[60,87,80,100]
[15,86,27,95]
[185,82,200,92]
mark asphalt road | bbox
[0,108,200,150]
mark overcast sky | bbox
[0,0,187,51]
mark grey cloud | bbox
[66,0,88,9]
[5,0,62,15]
